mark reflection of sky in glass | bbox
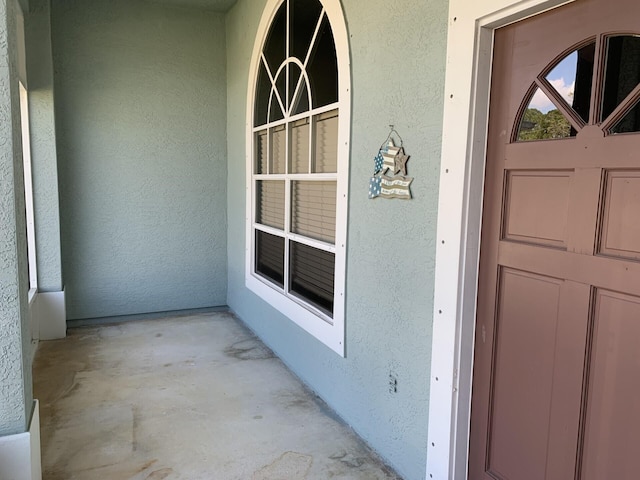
[530,52,577,113]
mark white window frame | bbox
[245,0,351,356]
[426,1,577,479]
[245,0,350,356]
[19,81,37,295]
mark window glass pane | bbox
[256,231,285,288]
[269,91,284,123]
[290,118,310,173]
[610,98,640,134]
[545,42,595,123]
[270,125,286,174]
[517,88,573,141]
[256,180,285,229]
[289,65,302,111]
[307,16,338,108]
[313,109,338,172]
[263,3,286,76]
[290,0,323,62]
[290,241,334,317]
[602,35,640,121]
[255,130,268,174]
[292,82,310,116]
[254,62,271,127]
[292,181,336,243]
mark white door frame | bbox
[426,0,577,478]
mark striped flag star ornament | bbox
[368,132,413,199]
[382,141,402,174]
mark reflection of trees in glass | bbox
[518,108,571,141]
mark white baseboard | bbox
[38,290,66,340]
[0,400,42,480]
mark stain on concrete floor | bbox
[34,312,401,479]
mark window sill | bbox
[28,287,37,306]
[246,273,345,357]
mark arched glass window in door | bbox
[515,34,640,141]
[246,0,350,355]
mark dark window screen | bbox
[290,241,334,317]
[256,231,285,287]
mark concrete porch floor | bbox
[33,311,401,479]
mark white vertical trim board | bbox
[427,1,576,479]
[38,290,66,340]
[19,82,37,290]
[0,400,42,480]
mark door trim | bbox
[426,1,577,479]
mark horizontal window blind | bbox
[271,125,286,174]
[256,231,285,287]
[290,118,310,173]
[314,109,338,173]
[290,241,335,317]
[255,130,268,174]
[256,180,285,229]
[291,181,336,243]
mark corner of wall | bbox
[0,400,42,480]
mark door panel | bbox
[599,170,640,260]
[470,0,640,478]
[487,269,562,480]
[503,171,572,248]
[582,290,640,480]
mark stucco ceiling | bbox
[145,0,237,12]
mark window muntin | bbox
[246,0,349,355]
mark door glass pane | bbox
[610,99,640,134]
[256,180,285,229]
[290,241,334,317]
[601,35,640,121]
[290,118,310,173]
[545,42,595,123]
[256,230,285,288]
[307,16,338,108]
[516,88,573,141]
[291,181,336,243]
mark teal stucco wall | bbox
[226,0,447,478]
[26,0,63,293]
[51,0,228,320]
[0,0,32,436]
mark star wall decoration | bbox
[368,131,414,200]
[394,149,410,176]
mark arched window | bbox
[246,0,350,355]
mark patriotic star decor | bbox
[368,130,413,200]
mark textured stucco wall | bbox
[26,0,62,292]
[226,1,447,479]
[0,0,32,436]
[52,0,228,320]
